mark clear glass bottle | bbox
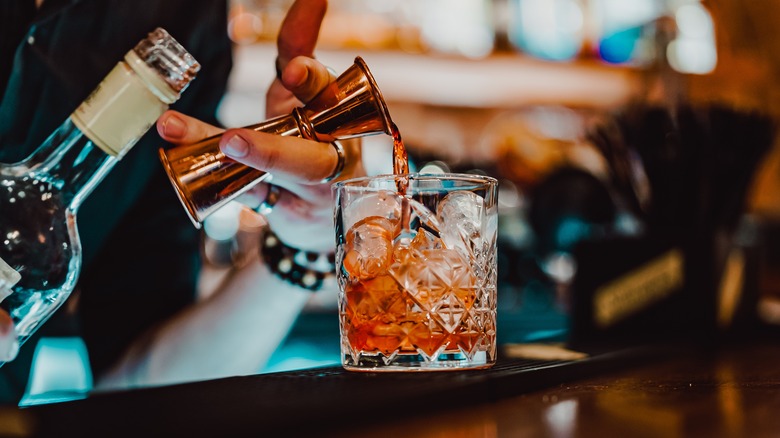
[0,28,200,363]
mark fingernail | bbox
[292,70,307,87]
[162,114,186,138]
[224,134,249,158]
[286,66,307,87]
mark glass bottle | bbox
[0,28,200,363]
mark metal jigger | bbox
[159,56,393,228]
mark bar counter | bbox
[367,340,780,438]
[3,337,778,437]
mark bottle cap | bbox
[132,28,201,95]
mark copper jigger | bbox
[159,56,393,228]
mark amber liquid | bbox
[390,122,413,241]
[391,122,409,177]
[343,271,482,357]
[391,122,409,194]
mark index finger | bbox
[220,128,338,184]
[276,0,328,70]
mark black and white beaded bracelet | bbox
[260,229,336,292]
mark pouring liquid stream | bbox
[391,122,413,242]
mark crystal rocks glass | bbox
[333,174,498,371]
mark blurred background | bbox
[204,0,780,364]
[22,0,780,404]
[206,0,780,369]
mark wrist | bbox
[259,228,336,292]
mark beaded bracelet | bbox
[259,228,336,292]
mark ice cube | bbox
[343,216,395,280]
[409,228,443,252]
[391,227,443,266]
[408,198,441,234]
[342,190,403,233]
[437,191,484,258]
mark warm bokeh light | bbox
[668,2,717,74]
[418,0,495,58]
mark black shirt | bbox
[0,0,232,403]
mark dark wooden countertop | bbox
[350,340,780,438]
[4,337,779,437]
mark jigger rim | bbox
[353,56,393,136]
[158,147,204,229]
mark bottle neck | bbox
[25,53,183,211]
[17,28,198,213]
[27,118,117,212]
[71,57,171,157]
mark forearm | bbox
[95,256,314,390]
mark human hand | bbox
[0,305,18,362]
[157,0,364,252]
[0,263,21,362]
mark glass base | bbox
[342,350,495,372]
